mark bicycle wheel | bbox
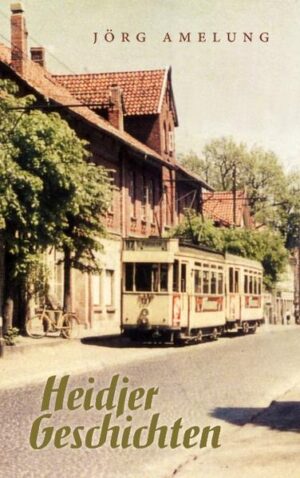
[25,314,49,339]
[60,313,80,339]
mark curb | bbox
[1,332,122,356]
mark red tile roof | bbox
[0,46,203,187]
[0,44,169,165]
[53,69,177,119]
[203,191,253,227]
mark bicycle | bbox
[25,304,80,339]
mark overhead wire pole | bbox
[232,162,237,227]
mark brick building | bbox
[0,3,210,330]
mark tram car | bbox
[121,238,264,344]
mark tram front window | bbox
[136,263,152,291]
[125,263,169,292]
[160,264,168,292]
[125,263,134,291]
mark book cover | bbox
[0,1,299,477]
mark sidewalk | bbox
[0,322,182,390]
[1,323,299,390]
[172,383,300,478]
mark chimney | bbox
[11,2,28,76]
[30,47,46,68]
[108,86,124,131]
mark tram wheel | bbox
[250,321,257,334]
[196,330,203,343]
[242,321,250,334]
[211,328,218,341]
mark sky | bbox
[0,0,300,170]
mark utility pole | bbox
[232,162,237,227]
[0,316,4,357]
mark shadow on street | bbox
[211,401,300,432]
[80,336,176,349]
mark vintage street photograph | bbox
[0,1,299,477]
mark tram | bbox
[121,238,264,343]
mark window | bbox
[164,185,171,226]
[169,129,174,154]
[203,270,210,294]
[107,171,115,213]
[125,264,134,291]
[258,277,262,295]
[249,275,253,294]
[129,171,136,217]
[254,276,257,294]
[141,175,148,219]
[173,260,179,292]
[126,263,169,292]
[181,263,187,292]
[229,267,234,293]
[218,272,223,294]
[136,264,152,291]
[47,249,64,308]
[244,274,248,294]
[104,270,114,307]
[235,270,239,293]
[160,264,168,291]
[152,264,159,292]
[229,268,239,293]
[92,274,101,305]
[163,121,168,153]
[194,270,202,293]
[149,179,155,223]
[211,272,217,294]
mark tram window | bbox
[218,272,223,294]
[203,270,209,294]
[125,264,134,291]
[160,264,168,292]
[152,265,159,292]
[173,260,179,292]
[258,277,262,295]
[244,275,248,294]
[194,270,202,293]
[235,270,239,293]
[229,267,234,293]
[249,275,253,294]
[211,272,217,294]
[181,264,187,292]
[136,263,152,291]
[254,276,257,294]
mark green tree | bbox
[178,137,289,233]
[0,80,111,331]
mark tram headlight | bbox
[137,308,149,326]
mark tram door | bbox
[228,267,241,321]
[173,260,188,327]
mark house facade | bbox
[0,3,210,330]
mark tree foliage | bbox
[170,213,288,288]
[0,80,112,326]
[178,137,299,242]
